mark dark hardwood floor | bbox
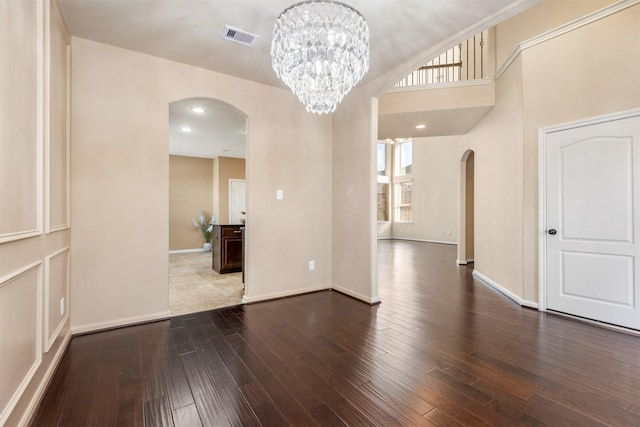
[32,241,640,426]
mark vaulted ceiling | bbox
[60,0,536,154]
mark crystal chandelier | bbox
[271,1,370,114]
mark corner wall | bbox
[0,1,72,425]
[70,37,333,331]
[464,0,639,303]
[213,156,246,225]
[169,155,213,250]
[391,136,461,243]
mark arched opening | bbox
[457,149,474,265]
[167,97,248,315]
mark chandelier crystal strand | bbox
[271,1,369,114]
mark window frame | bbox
[376,142,392,222]
[392,139,413,223]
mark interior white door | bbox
[545,113,640,330]
[229,179,246,225]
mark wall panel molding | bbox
[0,262,43,427]
[496,0,639,78]
[44,246,70,352]
[45,4,70,234]
[0,0,44,243]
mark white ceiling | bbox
[169,98,246,159]
[60,0,534,151]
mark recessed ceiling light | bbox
[191,107,205,114]
[181,127,192,133]
[415,124,426,129]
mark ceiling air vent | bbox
[221,25,259,47]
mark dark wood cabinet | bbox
[212,225,243,273]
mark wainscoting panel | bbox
[0,262,43,426]
[0,0,44,243]
[46,5,70,233]
[44,247,70,352]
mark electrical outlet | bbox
[276,189,284,200]
[308,260,315,270]
[60,297,65,316]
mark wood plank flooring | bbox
[31,241,640,426]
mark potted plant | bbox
[192,211,215,251]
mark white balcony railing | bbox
[395,31,487,88]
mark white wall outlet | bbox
[308,260,315,270]
[276,189,284,200]
[60,297,65,316]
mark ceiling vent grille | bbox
[221,26,259,47]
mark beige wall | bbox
[332,92,379,302]
[335,0,638,308]
[213,156,246,225]
[464,152,475,260]
[495,0,617,67]
[465,1,639,301]
[463,58,526,297]
[169,155,213,250]
[519,2,640,301]
[70,37,333,331]
[391,136,461,243]
[0,1,72,425]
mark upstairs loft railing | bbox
[394,31,487,88]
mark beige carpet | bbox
[169,251,244,315]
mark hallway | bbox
[32,241,640,426]
[169,252,243,315]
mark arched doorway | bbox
[167,97,248,315]
[458,150,474,265]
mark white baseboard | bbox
[71,310,171,335]
[242,284,331,304]
[169,248,206,254]
[456,258,474,265]
[472,270,538,309]
[331,285,381,305]
[18,330,71,427]
[386,237,457,245]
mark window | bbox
[377,143,386,176]
[394,181,412,223]
[377,142,390,221]
[394,139,412,176]
[393,139,412,223]
[377,183,389,221]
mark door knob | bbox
[547,229,557,235]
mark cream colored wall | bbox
[1,1,72,425]
[463,58,525,296]
[463,1,639,302]
[214,156,246,225]
[332,1,537,305]
[70,37,333,330]
[465,153,475,259]
[495,0,617,67]
[391,136,461,243]
[519,3,640,301]
[169,155,213,250]
[379,83,495,114]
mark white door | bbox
[545,112,640,330]
[229,179,246,224]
